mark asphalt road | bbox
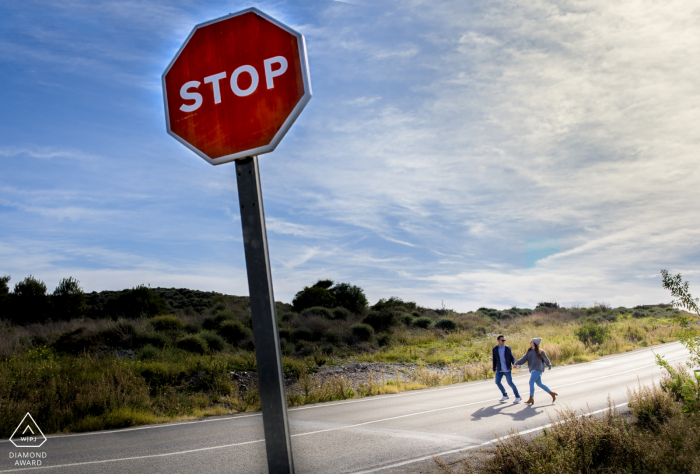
[0,341,689,474]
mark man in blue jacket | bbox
[492,334,521,403]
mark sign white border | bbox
[162,7,312,166]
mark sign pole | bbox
[236,156,294,474]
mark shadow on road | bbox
[470,402,544,422]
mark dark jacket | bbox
[492,345,515,372]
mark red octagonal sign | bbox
[162,8,312,165]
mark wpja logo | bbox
[8,413,47,467]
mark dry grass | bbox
[440,383,700,474]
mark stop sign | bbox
[162,8,312,165]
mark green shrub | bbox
[362,310,398,332]
[411,311,420,317]
[629,383,680,430]
[399,313,414,326]
[135,331,169,348]
[105,285,167,319]
[53,327,99,354]
[52,277,87,321]
[137,344,159,360]
[291,326,315,342]
[296,342,316,356]
[332,307,350,320]
[378,333,393,347]
[292,285,335,312]
[412,317,433,329]
[575,321,610,345]
[278,328,291,340]
[281,312,296,322]
[434,318,458,331]
[322,329,342,345]
[96,320,138,347]
[199,332,225,352]
[184,322,200,334]
[351,323,374,342]
[321,343,335,355]
[202,310,236,330]
[301,306,333,319]
[372,297,417,312]
[150,315,185,332]
[176,335,208,354]
[329,282,368,314]
[217,320,250,346]
[11,275,49,325]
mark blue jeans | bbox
[529,370,551,397]
[495,371,520,398]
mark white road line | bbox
[2,341,680,443]
[0,354,686,473]
[351,402,630,473]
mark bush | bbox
[351,323,374,342]
[329,283,368,314]
[575,321,610,345]
[412,317,433,329]
[321,343,335,355]
[150,315,185,332]
[202,310,236,330]
[11,275,49,325]
[292,285,335,312]
[291,326,315,342]
[176,335,208,354]
[331,307,350,320]
[322,329,342,345]
[105,285,168,319]
[372,297,417,312]
[199,332,225,352]
[135,332,169,348]
[301,307,333,319]
[399,313,414,326]
[53,327,99,354]
[52,277,87,321]
[362,310,398,332]
[628,382,680,431]
[137,344,159,360]
[434,318,458,331]
[217,320,250,346]
[184,322,200,334]
[378,333,393,347]
[97,320,138,347]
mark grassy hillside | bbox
[0,281,684,437]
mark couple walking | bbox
[491,334,558,405]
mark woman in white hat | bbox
[514,337,557,405]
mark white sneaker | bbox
[499,396,509,402]
[514,397,522,404]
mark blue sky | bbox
[1,0,698,311]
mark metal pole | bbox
[235,156,294,474]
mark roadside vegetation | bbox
[433,269,700,474]
[0,273,689,437]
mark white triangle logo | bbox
[9,413,47,448]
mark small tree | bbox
[52,277,87,321]
[330,282,368,314]
[13,275,49,324]
[105,285,168,319]
[292,285,335,312]
[0,275,10,320]
[661,270,700,369]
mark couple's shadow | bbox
[471,401,542,422]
